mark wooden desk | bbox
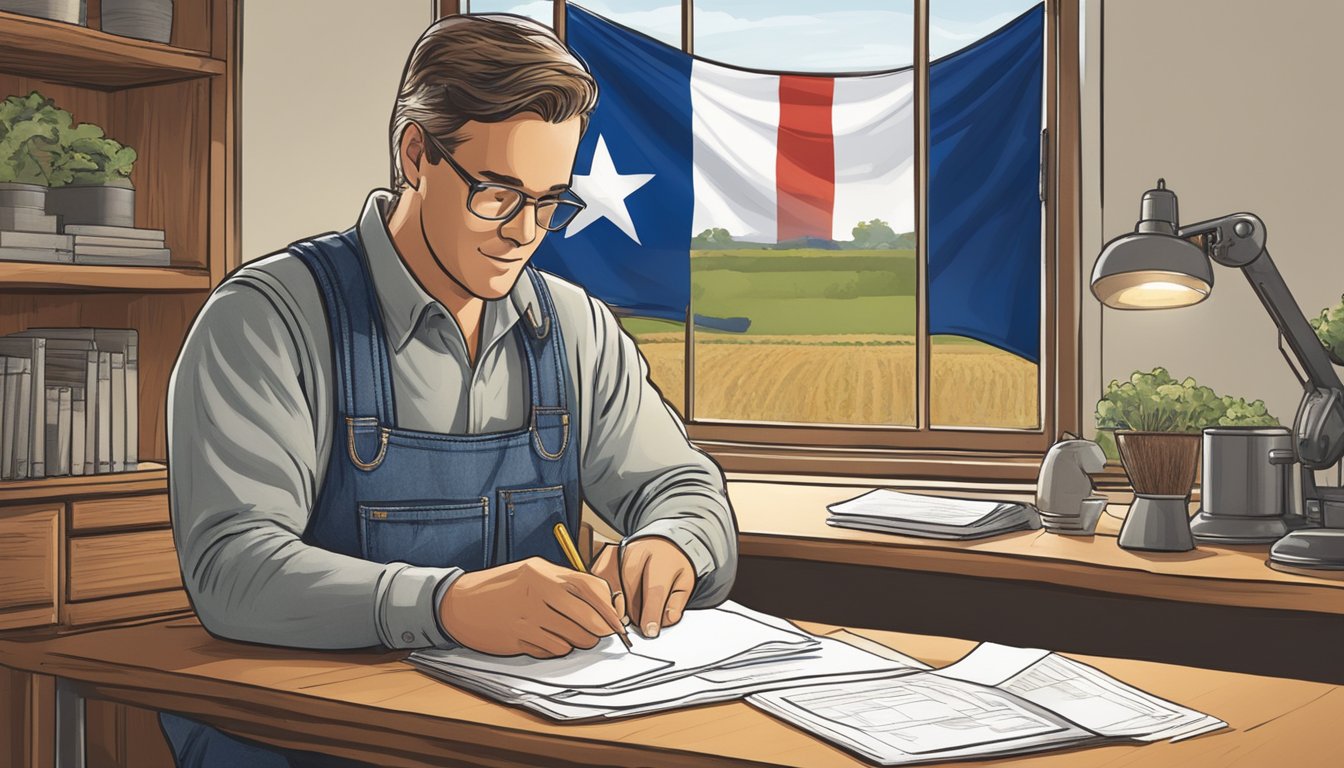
[1,614,1341,767]
[724,477,1344,683]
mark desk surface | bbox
[1,614,1340,768]
[726,477,1344,615]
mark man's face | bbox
[416,115,581,300]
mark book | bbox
[73,245,171,266]
[109,352,125,473]
[63,224,166,241]
[0,357,15,479]
[71,234,166,249]
[0,209,59,233]
[13,360,30,478]
[95,351,111,473]
[70,387,86,477]
[0,231,74,249]
[13,329,137,471]
[748,642,1226,765]
[45,385,72,477]
[0,336,46,478]
[0,245,74,264]
[826,489,1041,540]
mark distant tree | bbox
[692,227,735,248]
[852,218,899,247]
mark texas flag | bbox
[533,3,1043,362]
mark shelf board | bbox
[0,12,224,89]
[0,261,211,292]
[0,462,167,504]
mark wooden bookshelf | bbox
[0,0,238,636]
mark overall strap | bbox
[518,266,569,412]
[289,229,396,426]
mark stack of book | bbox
[827,488,1042,540]
[0,328,139,480]
[0,223,169,266]
[0,211,70,263]
[68,224,170,266]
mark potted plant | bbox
[44,115,138,228]
[100,0,173,44]
[1094,367,1278,462]
[0,91,62,215]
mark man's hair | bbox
[389,14,599,190]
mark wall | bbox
[241,1,433,262]
[1086,1,1344,447]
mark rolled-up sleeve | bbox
[167,274,461,650]
[571,291,739,606]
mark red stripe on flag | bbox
[776,76,835,242]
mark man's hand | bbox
[438,558,626,658]
[590,537,695,639]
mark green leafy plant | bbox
[0,90,137,188]
[48,118,136,188]
[0,91,64,185]
[1094,367,1279,459]
[1309,294,1344,363]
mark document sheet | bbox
[747,642,1226,765]
[827,489,1041,539]
[407,601,924,721]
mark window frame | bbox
[442,0,1083,480]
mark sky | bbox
[469,0,1038,72]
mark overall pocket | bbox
[358,498,490,571]
[501,486,570,567]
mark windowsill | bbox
[724,475,1343,616]
[701,440,1136,487]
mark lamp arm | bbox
[1178,212,1344,469]
[1176,213,1342,392]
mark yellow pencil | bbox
[553,523,633,650]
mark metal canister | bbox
[1191,426,1298,543]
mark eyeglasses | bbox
[418,125,586,232]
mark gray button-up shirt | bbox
[167,190,737,651]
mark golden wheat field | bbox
[634,336,1039,427]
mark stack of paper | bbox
[408,602,926,721]
[748,642,1226,765]
[827,489,1041,540]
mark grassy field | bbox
[618,247,1039,427]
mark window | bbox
[457,1,1081,476]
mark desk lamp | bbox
[1092,180,1344,570]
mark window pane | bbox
[690,4,916,425]
[930,0,1038,61]
[694,1,913,72]
[928,0,1043,429]
[470,1,681,47]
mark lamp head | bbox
[1091,179,1214,309]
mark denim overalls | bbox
[160,229,582,766]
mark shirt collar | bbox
[356,190,544,355]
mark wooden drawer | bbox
[68,529,183,603]
[70,493,171,532]
[0,504,60,629]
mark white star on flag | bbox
[565,135,655,244]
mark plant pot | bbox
[0,182,49,211]
[46,184,135,228]
[1115,431,1201,496]
[0,0,85,25]
[100,0,172,43]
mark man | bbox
[161,13,737,766]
